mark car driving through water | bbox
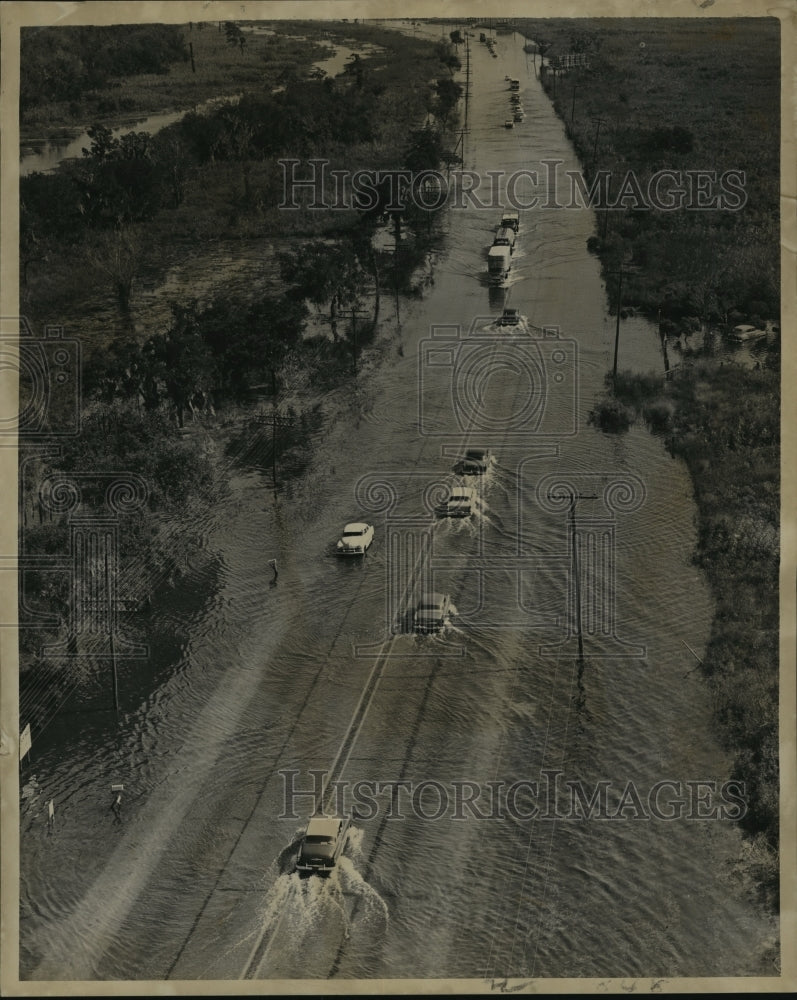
[413,592,453,634]
[295,815,352,875]
[336,522,374,555]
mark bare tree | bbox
[85,227,140,314]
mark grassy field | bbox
[518,17,779,325]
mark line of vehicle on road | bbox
[334,444,494,635]
[488,207,520,285]
[296,64,525,880]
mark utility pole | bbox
[266,370,294,490]
[448,129,468,183]
[591,116,606,174]
[550,490,598,668]
[658,307,671,377]
[338,307,363,376]
[105,549,119,712]
[571,82,576,126]
[613,266,624,381]
[388,244,401,324]
[464,35,470,134]
[271,368,278,489]
[571,500,584,666]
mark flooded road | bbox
[20,23,777,983]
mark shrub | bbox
[642,398,674,433]
[588,398,635,433]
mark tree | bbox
[82,123,117,161]
[77,126,163,226]
[152,132,191,208]
[344,52,364,88]
[144,304,218,426]
[434,40,461,75]
[278,241,366,335]
[224,22,246,52]
[434,77,463,125]
[84,226,140,313]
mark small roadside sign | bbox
[19,723,32,761]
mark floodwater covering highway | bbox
[20,21,777,983]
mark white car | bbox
[336,522,374,555]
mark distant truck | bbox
[509,78,520,90]
[487,244,511,282]
[493,226,516,252]
[500,209,520,232]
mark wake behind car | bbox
[413,592,452,634]
[453,448,492,475]
[439,485,476,517]
[336,522,374,555]
[296,815,351,875]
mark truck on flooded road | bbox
[487,244,511,283]
[493,226,516,253]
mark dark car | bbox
[454,448,492,475]
[296,815,351,875]
[414,592,452,634]
[497,307,520,326]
